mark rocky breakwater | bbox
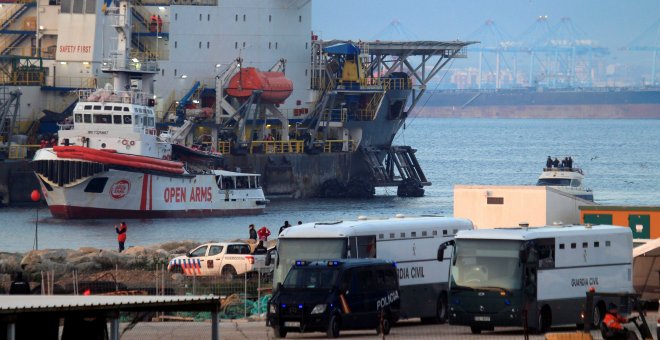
[0,241,202,293]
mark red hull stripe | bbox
[149,174,153,211]
[140,174,149,211]
[48,205,264,219]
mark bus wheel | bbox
[538,307,552,333]
[593,302,605,327]
[470,326,482,334]
[421,294,448,324]
[326,314,340,338]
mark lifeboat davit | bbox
[225,67,293,104]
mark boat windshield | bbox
[283,267,340,290]
[274,238,347,286]
[536,178,571,186]
[451,239,523,291]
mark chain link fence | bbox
[1,258,656,339]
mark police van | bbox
[267,259,400,338]
[268,215,473,322]
[438,224,634,334]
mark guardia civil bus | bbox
[268,215,473,322]
[438,224,633,334]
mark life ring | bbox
[130,140,135,146]
[122,139,128,145]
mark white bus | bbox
[270,215,474,322]
[438,224,633,334]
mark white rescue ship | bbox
[30,0,267,219]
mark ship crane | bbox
[623,18,660,86]
[0,89,21,159]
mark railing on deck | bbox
[78,88,152,105]
[311,76,411,91]
[249,141,304,154]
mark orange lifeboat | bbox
[225,67,293,104]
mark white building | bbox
[453,184,594,229]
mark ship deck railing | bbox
[219,140,356,155]
[78,89,153,106]
[543,167,583,174]
[311,76,412,91]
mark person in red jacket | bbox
[115,221,127,252]
[257,226,271,242]
[603,303,635,340]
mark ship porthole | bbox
[101,143,106,148]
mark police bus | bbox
[269,215,473,322]
[437,224,634,334]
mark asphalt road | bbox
[121,315,658,340]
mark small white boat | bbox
[536,157,593,201]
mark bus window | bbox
[84,114,92,123]
[348,236,376,258]
[535,239,555,269]
[123,115,132,124]
[75,114,83,123]
[113,115,122,124]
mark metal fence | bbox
[0,267,651,339]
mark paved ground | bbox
[121,315,658,340]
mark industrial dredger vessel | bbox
[0,0,474,205]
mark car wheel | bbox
[273,326,287,338]
[326,314,340,338]
[470,325,482,334]
[381,316,391,335]
[221,265,237,280]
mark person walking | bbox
[257,226,271,242]
[248,224,257,240]
[115,221,127,252]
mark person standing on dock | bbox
[279,221,291,235]
[248,224,257,241]
[115,222,127,252]
[258,226,271,242]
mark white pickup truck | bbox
[167,242,273,279]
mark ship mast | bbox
[102,0,158,103]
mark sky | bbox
[312,0,660,77]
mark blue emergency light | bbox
[298,304,303,309]
[327,260,340,266]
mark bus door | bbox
[348,236,377,258]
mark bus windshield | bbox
[274,238,347,285]
[451,239,523,291]
[283,267,340,290]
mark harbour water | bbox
[2,118,660,252]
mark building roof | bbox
[0,295,220,314]
[579,205,660,212]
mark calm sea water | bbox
[2,118,660,252]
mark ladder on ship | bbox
[361,146,429,187]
